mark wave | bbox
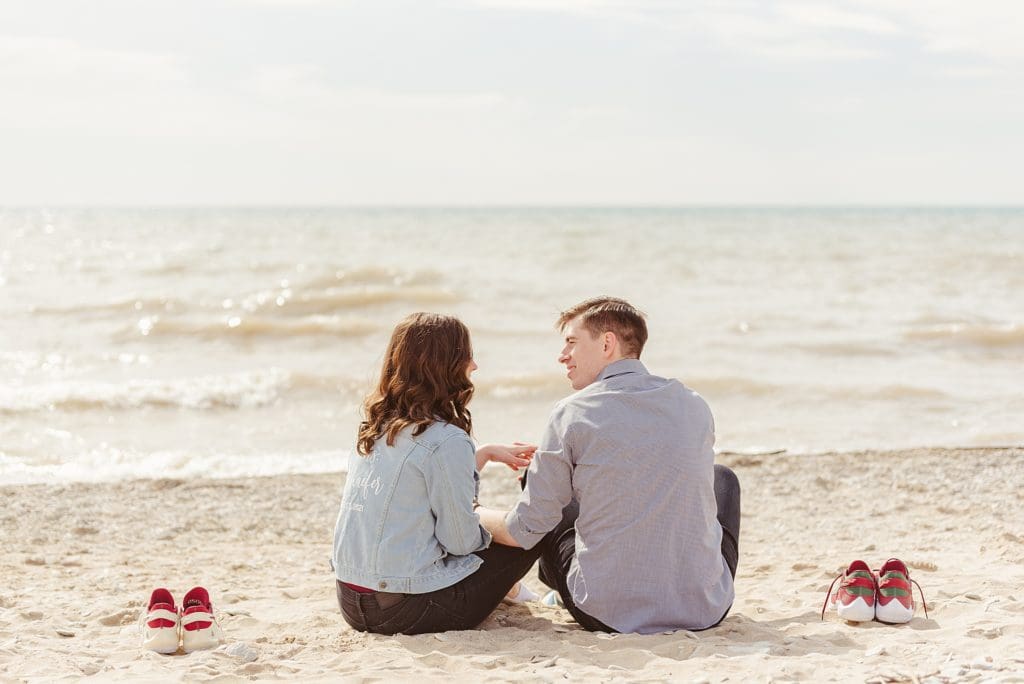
[683,376,780,397]
[475,373,570,399]
[119,314,380,340]
[685,377,950,402]
[0,368,292,413]
[286,371,375,398]
[28,297,188,316]
[244,286,458,316]
[846,384,951,401]
[0,446,348,485]
[298,267,444,291]
[29,274,454,325]
[797,341,896,357]
[904,323,1024,348]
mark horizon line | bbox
[3,203,1024,211]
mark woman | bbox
[332,312,543,634]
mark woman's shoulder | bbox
[412,421,473,450]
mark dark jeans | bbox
[538,463,742,632]
[337,541,543,635]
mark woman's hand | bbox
[476,442,536,471]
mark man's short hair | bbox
[557,297,648,359]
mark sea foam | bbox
[0,368,292,413]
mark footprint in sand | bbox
[907,560,938,571]
[98,609,136,626]
[966,626,1002,639]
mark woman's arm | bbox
[475,443,536,471]
[476,505,521,547]
[422,434,498,556]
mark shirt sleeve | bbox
[505,408,575,550]
[421,432,492,556]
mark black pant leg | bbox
[537,498,579,589]
[337,542,542,635]
[536,501,615,632]
[714,464,741,579]
[431,541,544,630]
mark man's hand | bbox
[476,506,522,548]
[475,442,536,472]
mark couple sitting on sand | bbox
[331,297,740,635]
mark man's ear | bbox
[602,331,617,357]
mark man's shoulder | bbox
[550,382,604,415]
[566,370,692,399]
[674,379,709,404]
[555,374,711,421]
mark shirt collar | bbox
[596,358,648,382]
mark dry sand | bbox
[2,447,1023,683]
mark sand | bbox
[2,447,1023,683]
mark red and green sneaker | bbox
[822,560,877,622]
[875,558,928,624]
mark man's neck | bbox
[595,357,644,382]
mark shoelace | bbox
[879,569,929,619]
[820,571,876,621]
[912,578,929,618]
[820,567,930,620]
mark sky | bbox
[1,0,1022,206]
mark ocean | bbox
[2,207,1022,484]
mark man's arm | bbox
[479,410,576,550]
[476,505,521,547]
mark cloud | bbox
[856,0,1024,61]
[242,64,513,113]
[0,35,187,86]
[778,2,902,36]
[226,0,352,5]
[0,32,515,144]
[689,7,889,61]
[0,35,273,139]
[464,0,1024,65]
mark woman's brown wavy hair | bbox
[357,313,474,456]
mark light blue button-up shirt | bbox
[505,359,734,633]
[332,421,492,593]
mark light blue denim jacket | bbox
[332,421,492,593]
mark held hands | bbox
[477,442,537,471]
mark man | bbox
[477,297,740,634]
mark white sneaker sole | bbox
[182,626,223,652]
[875,600,914,624]
[836,597,875,622]
[142,628,180,654]
[181,607,223,652]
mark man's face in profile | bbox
[558,317,607,390]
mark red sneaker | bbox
[180,587,224,653]
[875,558,928,624]
[821,560,876,622]
[140,588,180,654]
